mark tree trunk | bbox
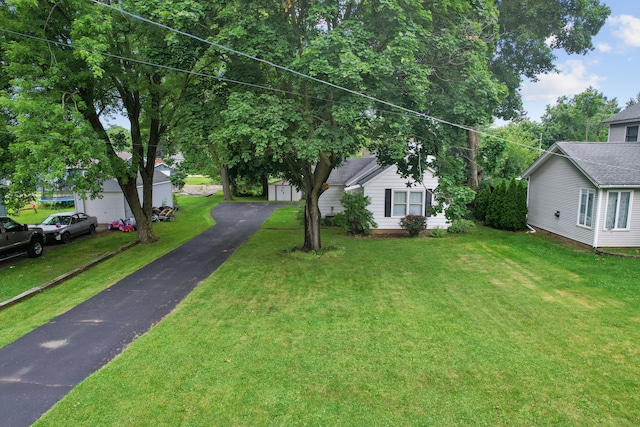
[302,191,322,252]
[220,164,233,201]
[119,177,158,244]
[466,128,481,191]
[300,154,334,252]
[261,175,269,198]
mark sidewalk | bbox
[0,202,283,427]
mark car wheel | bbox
[89,224,96,235]
[27,238,44,258]
[61,232,71,244]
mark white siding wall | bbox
[608,122,640,142]
[136,182,173,208]
[318,185,345,217]
[363,165,448,230]
[527,155,596,245]
[595,189,640,247]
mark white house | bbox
[319,156,449,231]
[74,171,173,224]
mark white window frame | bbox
[577,188,595,229]
[604,190,633,230]
[625,125,639,142]
[392,190,425,217]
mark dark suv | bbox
[0,216,45,260]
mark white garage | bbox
[74,171,173,224]
[268,180,302,201]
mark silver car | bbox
[36,212,98,244]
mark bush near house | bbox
[333,192,377,235]
[400,214,427,237]
[447,219,476,234]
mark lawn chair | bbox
[157,207,175,222]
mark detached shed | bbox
[268,180,303,201]
[74,171,173,224]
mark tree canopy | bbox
[0,0,214,242]
[540,87,619,147]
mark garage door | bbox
[87,193,125,224]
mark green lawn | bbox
[9,203,75,224]
[0,195,218,347]
[184,175,215,185]
[33,207,640,426]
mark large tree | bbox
[492,0,611,118]
[463,0,611,188]
[208,0,504,251]
[540,88,619,147]
[0,0,211,242]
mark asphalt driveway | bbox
[0,202,285,427]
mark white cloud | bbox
[597,42,612,52]
[609,15,640,48]
[520,60,606,121]
[522,60,605,104]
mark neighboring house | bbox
[155,159,175,177]
[318,156,449,231]
[521,142,640,248]
[74,171,173,224]
[602,102,640,142]
[268,180,303,202]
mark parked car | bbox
[0,216,45,259]
[34,212,98,244]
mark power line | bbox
[90,1,640,175]
[1,12,638,175]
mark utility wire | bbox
[89,1,640,174]
[1,13,638,174]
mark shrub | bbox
[474,186,491,221]
[333,192,377,235]
[484,179,528,231]
[400,214,427,237]
[429,226,447,238]
[447,219,476,234]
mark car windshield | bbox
[42,215,72,226]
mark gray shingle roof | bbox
[556,142,640,186]
[327,157,384,185]
[601,102,640,124]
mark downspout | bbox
[592,188,604,248]
[525,176,535,233]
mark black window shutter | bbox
[425,189,432,217]
[384,189,391,217]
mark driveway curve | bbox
[0,202,285,427]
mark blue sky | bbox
[520,0,640,122]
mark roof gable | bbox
[602,102,640,125]
[327,157,383,185]
[521,142,640,187]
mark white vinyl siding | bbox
[526,155,596,246]
[577,188,595,228]
[363,165,448,230]
[596,189,640,247]
[317,185,347,217]
[608,122,640,142]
